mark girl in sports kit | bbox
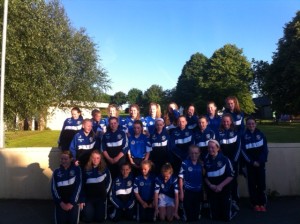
[58,107,83,151]
[206,101,221,134]
[194,115,216,161]
[154,163,180,222]
[128,120,151,176]
[121,104,145,137]
[241,117,268,212]
[204,140,236,221]
[109,163,135,222]
[102,117,128,179]
[144,102,161,136]
[134,160,156,222]
[178,145,204,222]
[51,150,82,224]
[80,150,112,222]
[218,113,241,210]
[149,118,170,175]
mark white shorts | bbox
[158,194,175,207]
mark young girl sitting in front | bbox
[134,160,156,222]
[154,163,180,222]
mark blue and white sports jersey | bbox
[186,115,198,130]
[218,128,241,162]
[134,174,156,202]
[194,127,215,149]
[69,129,96,160]
[241,128,268,165]
[206,114,221,134]
[110,174,135,209]
[81,167,111,201]
[224,109,245,134]
[178,159,203,192]
[102,129,128,158]
[92,119,104,134]
[128,134,152,159]
[58,116,83,150]
[144,116,156,135]
[204,153,234,185]
[155,175,178,198]
[120,116,145,136]
[150,129,169,149]
[51,164,82,205]
[170,127,194,160]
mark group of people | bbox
[51,96,269,223]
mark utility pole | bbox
[0,0,9,148]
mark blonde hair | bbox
[161,162,173,175]
[85,150,107,173]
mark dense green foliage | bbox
[127,88,143,105]
[263,11,300,114]
[111,91,127,106]
[174,44,255,113]
[0,0,110,124]
[175,53,208,109]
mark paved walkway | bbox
[0,196,299,224]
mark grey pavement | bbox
[0,196,299,224]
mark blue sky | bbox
[60,0,299,95]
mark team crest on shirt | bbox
[237,115,241,119]
[152,135,157,140]
[206,134,210,139]
[131,140,135,145]
[188,166,193,172]
[150,121,154,125]
[185,132,189,136]
[161,184,165,189]
[162,135,166,141]
[128,122,133,126]
[127,181,132,186]
[229,132,234,137]
[256,135,261,140]
[70,170,75,177]
[140,182,144,186]
[217,161,223,168]
[117,134,122,140]
[77,121,81,125]
[89,137,93,142]
[56,171,63,178]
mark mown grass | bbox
[257,122,300,143]
[5,130,60,147]
[3,122,300,147]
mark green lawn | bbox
[5,130,60,147]
[257,122,300,143]
[3,122,300,147]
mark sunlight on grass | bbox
[5,131,60,147]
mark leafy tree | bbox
[127,88,143,105]
[264,11,300,114]
[174,53,208,108]
[143,85,164,106]
[111,91,127,107]
[0,0,110,124]
[205,44,255,114]
[251,59,270,97]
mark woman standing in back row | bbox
[224,96,245,134]
[58,107,83,151]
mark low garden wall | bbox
[0,144,299,199]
